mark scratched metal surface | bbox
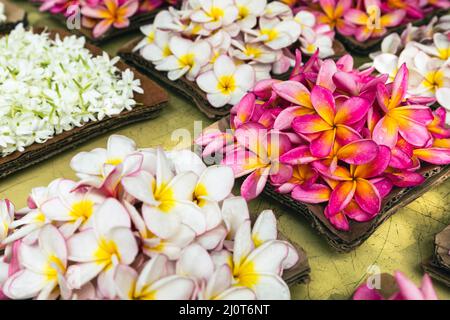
[1,0,449,299]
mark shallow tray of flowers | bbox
[30,0,179,43]
[195,50,450,252]
[422,225,450,288]
[294,0,450,55]
[0,25,169,179]
[118,0,346,119]
[0,0,28,33]
[0,135,309,300]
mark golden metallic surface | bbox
[2,1,449,299]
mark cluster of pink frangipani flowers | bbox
[0,135,299,300]
[35,0,179,38]
[353,271,438,300]
[133,0,337,108]
[196,49,450,231]
[306,0,449,42]
[369,14,450,124]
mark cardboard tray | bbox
[0,27,169,179]
[422,225,450,287]
[337,8,450,55]
[0,0,28,32]
[119,37,348,119]
[208,117,450,253]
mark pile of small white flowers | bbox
[0,2,6,24]
[0,24,143,156]
[135,0,331,108]
[369,15,450,124]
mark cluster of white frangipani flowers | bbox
[369,15,450,124]
[0,135,299,300]
[0,2,6,23]
[134,0,332,108]
[0,25,143,156]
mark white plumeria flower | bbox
[122,148,206,239]
[139,29,172,64]
[66,198,138,298]
[197,55,255,107]
[263,1,292,19]
[413,33,450,62]
[300,32,334,59]
[156,36,211,81]
[294,10,315,36]
[246,17,301,50]
[373,45,419,81]
[369,33,402,60]
[3,225,71,300]
[234,0,267,30]
[0,200,14,242]
[190,0,239,31]
[70,135,138,189]
[40,179,106,237]
[114,255,196,300]
[231,38,278,64]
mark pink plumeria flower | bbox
[40,179,106,237]
[353,271,438,300]
[66,198,138,298]
[189,0,239,31]
[345,0,405,42]
[316,0,354,36]
[81,0,139,38]
[3,225,71,300]
[0,200,14,242]
[114,255,196,300]
[156,36,211,81]
[373,64,434,149]
[122,148,206,239]
[197,55,255,108]
[222,123,292,200]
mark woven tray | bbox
[422,225,450,287]
[119,37,348,119]
[208,117,450,252]
[29,0,166,44]
[337,8,450,55]
[0,27,169,179]
[0,0,28,33]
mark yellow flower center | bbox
[209,6,224,22]
[423,70,444,92]
[179,53,195,68]
[244,45,262,58]
[260,28,278,42]
[105,158,122,166]
[234,261,259,288]
[238,5,249,19]
[217,75,237,94]
[44,254,66,281]
[69,200,94,221]
[147,31,155,43]
[152,181,176,213]
[94,237,120,269]
[437,47,450,60]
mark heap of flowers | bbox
[0,2,6,23]
[369,14,450,124]
[297,0,449,42]
[196,49,450,231]
[0,135,299,300]
[0,25,142,157]
[353,271,438,300]
[34,0,179,38]
[134,0,337,108]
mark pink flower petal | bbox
[291,184,331,203]
[328,180,356,215]
[310,86,336,126]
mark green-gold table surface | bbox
[1,0,449,300]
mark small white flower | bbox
[196,55,255,107]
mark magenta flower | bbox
[353,271,438,300]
